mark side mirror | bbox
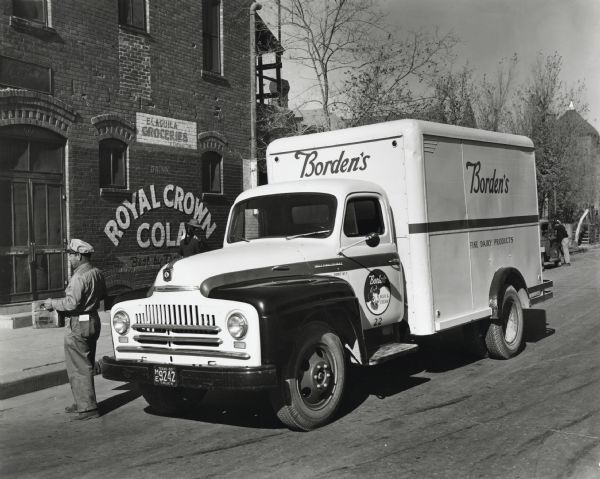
[365,232,380,247]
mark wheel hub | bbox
[298,351,334,406]
[505,303,518,344]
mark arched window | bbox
[202,151,222,194]
[99,139,127,189]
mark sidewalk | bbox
[0,311,113,400]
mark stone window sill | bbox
[10,16,58,39]
[118,24,151,37]
[100,187,132,201]
[201,70,230,87]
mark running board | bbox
[368,342,418,366]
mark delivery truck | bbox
[102,119,553,430]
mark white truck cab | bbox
[103,120,553,431]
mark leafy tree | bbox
[424,65,477,127]
[509,52,590,221]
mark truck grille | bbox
[136,304,216,327]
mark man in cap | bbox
[179,217,208,257]
[44,239,106,420]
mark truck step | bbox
[368,342,418,366]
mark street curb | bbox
[0,358,106,400]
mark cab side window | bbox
[344,197,384,237]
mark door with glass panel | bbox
[0,126,66,303]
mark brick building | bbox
[0,0,254,310]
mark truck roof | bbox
[235,178,386,202]
[267,119,534,155]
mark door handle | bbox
[29,242,36,265]
[272,265,290,271]
[388,258,400,265]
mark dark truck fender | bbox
[208,275,366,366]
[488,267,529,319]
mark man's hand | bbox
[43,299,54,311]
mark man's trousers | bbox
[64,314,101,412]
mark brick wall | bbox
[0,0,253,295]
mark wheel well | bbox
[489,268,529,319]
[296,306,365,362]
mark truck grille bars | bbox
[133,304,218,334]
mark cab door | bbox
[339,193,404,329]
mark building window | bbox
[202,151,222,193]
[12,0,47,24]
[202,0,221,74]
[99,139,127,189]
[119,0,146,31]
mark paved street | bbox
[1,249,599,479]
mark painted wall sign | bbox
[104,184,217,247]
[136,113,197,150]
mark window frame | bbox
[118,0,147,33]
[342,195,386,238]
[99,138,128,190]
[12,0,48,25]
[201,151,223,194]
[202,0,222,75]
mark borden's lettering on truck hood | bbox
[154,242,312,295]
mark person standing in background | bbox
[554,220,571,266]
[44,239,106,420]
[179,218,208,257]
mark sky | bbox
[260,0,600,132]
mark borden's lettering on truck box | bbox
[102,120,553,432]
[297,150,369,178]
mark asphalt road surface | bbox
[1,249,599,479]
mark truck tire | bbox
[270,322,346,431]
[140,385,206,415]
[485,285,525,359]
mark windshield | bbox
[227,193,337,243]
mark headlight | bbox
[112,310,130,335]
[227,312,248,339]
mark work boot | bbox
[72,409,100,421]
[65,404,78,413]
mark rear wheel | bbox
[485,285,525,359]
[140,384,206,415]
[270,322,346,431]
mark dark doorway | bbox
[0,125,66,303]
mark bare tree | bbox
[475,54,518,132]
[342,28,458,127]
[273,0,457,130]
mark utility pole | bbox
[249,2,262,190]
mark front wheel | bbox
[270,322,346,431]
[140,384,206,415]
[485,285,525,359]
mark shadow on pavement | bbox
[339,332,484,421]
[144,390,282,429]
[136,316,553,429]
[524,308,555,343]
[98,383,142,416]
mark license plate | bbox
[154,366,177,387]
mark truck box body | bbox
[267,120,541,335]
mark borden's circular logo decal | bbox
[364,269,391,315]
